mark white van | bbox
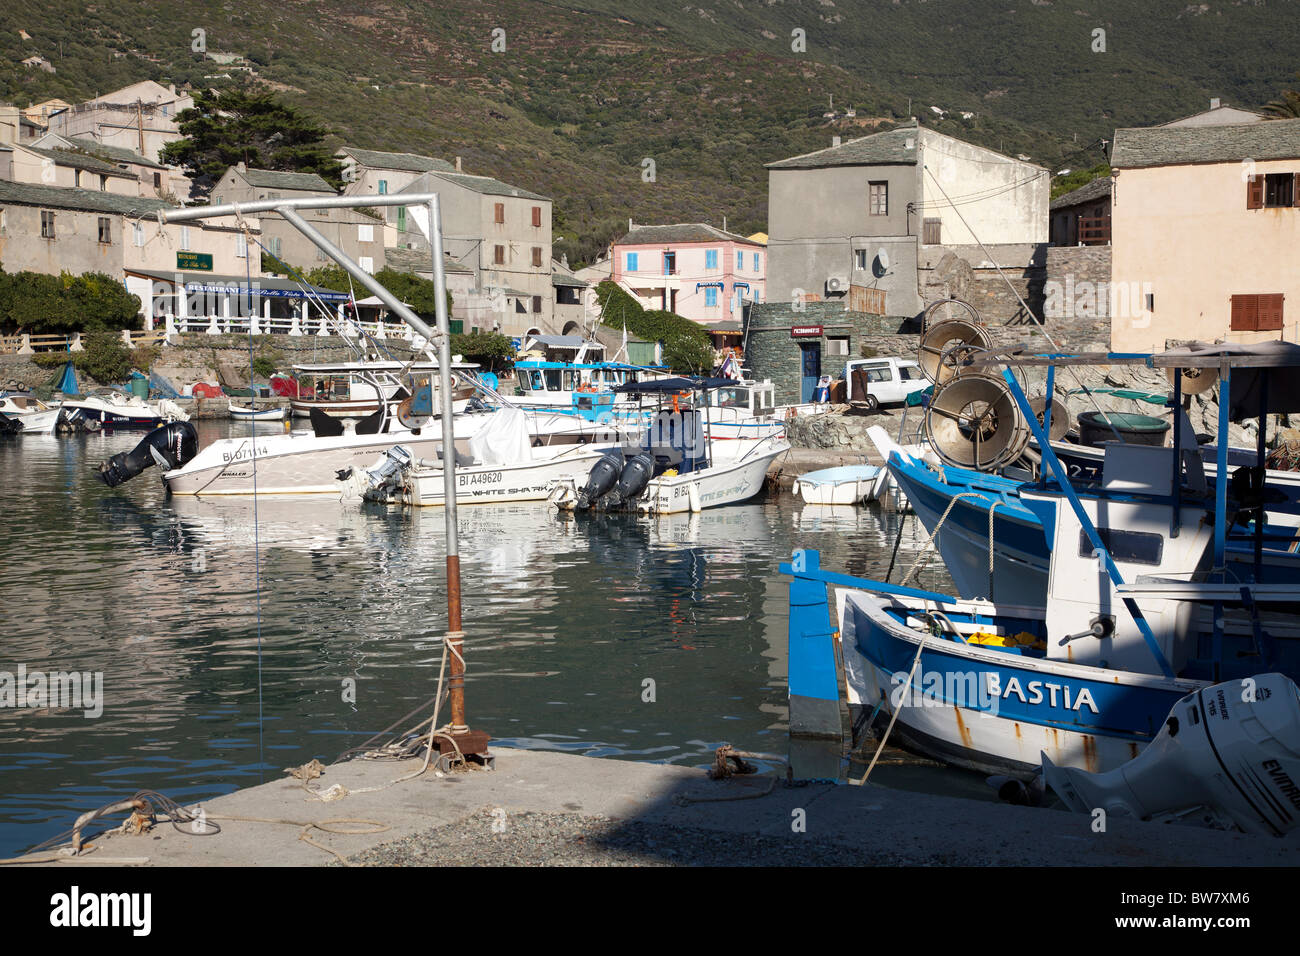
[843,357,929,411]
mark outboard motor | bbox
[576,452,624,511]
[1044,673,1300,836]
[98,421,199,487]
[599,452,654,510]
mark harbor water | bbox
[0,420,977,857]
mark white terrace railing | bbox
[160,313,419,342]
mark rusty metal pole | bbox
[427,197,469,736]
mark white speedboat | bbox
[0,393,63,434]
[794,464,883,505]
[62,392,188,429]
[290,360,478,419]
[228,403,289,422]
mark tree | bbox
[1263,72,1300,119]
[304,266,453,319]
[160,88,344,197]
[0,270,141,334]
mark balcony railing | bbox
[1078,215,1111,245]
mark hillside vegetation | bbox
[2,0,1295,265]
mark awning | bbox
[695,282,724,290]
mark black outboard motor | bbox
[599,452,655,510]
[577,452,624,510]
[98,421,199,487]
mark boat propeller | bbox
[97,421,199,488]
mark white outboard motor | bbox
[577,453,623,511]
[337,445,414,502]
[1044,673,1300,836]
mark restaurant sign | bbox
[177,251,214,272]
[790,325,823,338]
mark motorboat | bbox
[793,464,884,506]
[228,403,289,422]
[289,360,478,419]
[0,393,63,434]
[62,392,188,429]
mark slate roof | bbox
[615,223,764,246]
[23,145,132,178]
[0,180,174,216]
[236,167,334,192]
[339,147,455,173]
[399,170,548,202]
[68,137,167,170]
[766,121,922,169]
[1111,118,1300,169]
[384,245,473,275]
[1050,176,1113,211]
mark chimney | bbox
[628,217,633,231]
[1210,97,1221,110]
[454,155,462,172]
[832,135,842,148]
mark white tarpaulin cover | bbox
[468,407,533,466]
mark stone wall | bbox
[1043,245,1112,350]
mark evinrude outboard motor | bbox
[97,420,199,487]
[576,452,624,510]
[599,452,655,510]
[1043,673,1300,836]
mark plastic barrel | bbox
[1077,410,1170,447]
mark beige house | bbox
[337,146,457,242]
[0,179,257,324]
[211,163,383,277]
[0,142,139,195]
[395,169,553,336]
[47,80,193,164]
[31,132,187,200]
[1109,118,1300,352]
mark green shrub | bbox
[594,282,714,373]
[450,331,515,369]
[32,329,135,384]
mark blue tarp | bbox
[55,361,80,396]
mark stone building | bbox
[46,81,192,164]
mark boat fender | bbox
[97,420,199,487]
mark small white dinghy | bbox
[794,464,882,506]
[229,403,288,422]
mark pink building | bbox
[610,222,766,327]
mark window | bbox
[270,237,282,258]
[494,202,505,224]
[99,174,108,191]
[180,226,191,251]
[923,218,942,244]
[900,364,925,381]
[855,249,868,270]
[40,210,55,239]
[663,251,676,275]
[378,180,388,195]
[235,232,247,258]
[532,246,542,267]
[1230,294,1285,332]
[705,287,718,307]
[494,244,505,265]
[531,206,542,227]
[1248,173,1299,209]
[753,252,760,272]
[626,252,638,272]
[870,181,888,216]
[865,365,893,383]
[153,172,161,189]
[397,207,406,233]
[827,336,849,356]
[96,217,111,244]
[736,250,743,270]
[1079,528,1163,565]
[705,249,718,270]
[359,256,374,273]
[358,224,374,243]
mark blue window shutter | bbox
[627,252,638,272]
[705,287,718,307]
[705,249,717,270]
[737,251,743,269]
[378,180,387,194]
[754,253,760,271]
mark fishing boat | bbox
[228,403,289,422]
[550,377,790,515]
[0,393,63,434]
[784,342,1300,790]
[793,464,884,506]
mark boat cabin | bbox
[290,360,478,420]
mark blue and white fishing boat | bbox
[784,342,1300,780]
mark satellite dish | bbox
[925,373,1031,471]
[873,249,890,278]
[918,318,991,384]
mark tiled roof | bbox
[237,167,334,192]
[68,137,167,170]
[766,121,921,169]
[424,171,549,202]
[0,180,174,215]
[1050,176,1113,211]
[615,223,764,246]
[24,145,132,177]
[1111,118,1300,169]
[339,147,455,173]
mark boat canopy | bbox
[614,376,737,394]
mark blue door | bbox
[800,343,822,403]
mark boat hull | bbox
[402,445,613,506]
[637,444,787,514]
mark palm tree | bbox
[1263,72,1300,119]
